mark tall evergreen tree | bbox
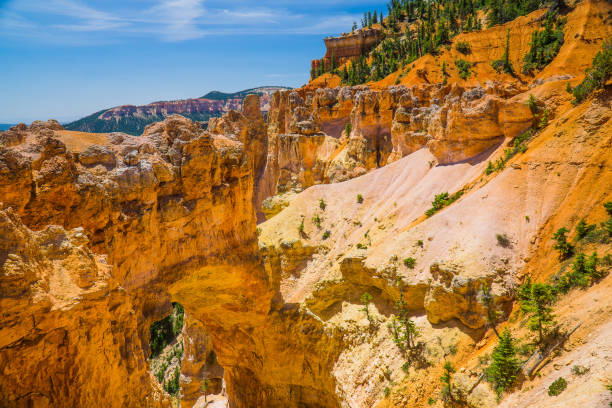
[518,280,556,345]
[488,329,520,396]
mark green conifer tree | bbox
[488,329,520,396]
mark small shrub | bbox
[428,397,436,405]
[312,214,322,228]
[548,377,567,396]
[357,194,364,204]
[455,58,472,79]
[425,191,464,217]
[455,41,471,54]
[164,366,181,396]
[345,122,352,136]
[527,94,539,113]
[322,230,331,240]
[575,218,595,240]
[356,243,367,249]
[552,227,574,260]
[496,233,511,248]
[571,365,590,376]
[440,361,456,403]
[319,199,326,211]
[298,216,305,235]
[403,257,416,269]
[383,386,391,397]
[360,292,373,321]
[416,240,424,247]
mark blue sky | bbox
[0,0,387,123]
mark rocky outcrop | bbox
[0,116,347,408]
[312,28,383,73]
[258,82,532,211]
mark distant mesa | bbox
[64,86,291,135]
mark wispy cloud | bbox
[0,0,361,44]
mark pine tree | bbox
[488,329,520,396]
[440,361,455,403]
[481,283,501,338]
[518,281,556,345]
[361,292,373,322]
[552,227,574,260]
[373,10,378,24]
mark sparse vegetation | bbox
[455,41,471,54]
[481,283,502,338]
[455,58,472,79]
[439,361,456,404]
[572,37,611,104]
[322,230,331,240]
[492,29,514,74]
[164,366,180,396]
[312,214,322,228]
[298,216,305,235]
[496,233,511,248]
[571,365,590,376]
[403,257,416,269]
[345,122,352,136]
[575,218,595,240]
[548,377,567,396]
[416,239,424,247]
[357,194,364,204]
[425,191,464,217]
[319,198,326,211]
[552,227,574,260]
[360,292,373,322]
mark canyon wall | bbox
[257,82,533,219]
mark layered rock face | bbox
[312,28,382,72]
[0,112,342,407]
[258,81,533,218]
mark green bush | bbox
[322,230,331,240]
[455,58,472,79]
[575,218,595,240]
[455,41,471,54]
[164,366,181,396]
[425,191,464,217]
[345,122,352,136]
[548,377,567,396]
[319,198,326,211]
[357,194,364,204]
[312,214,322,228]
[552,227,574,260]
[572,37,611,104]
[496,233,511,248]
[403,257,416,268]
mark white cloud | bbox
[0,0,363,44]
